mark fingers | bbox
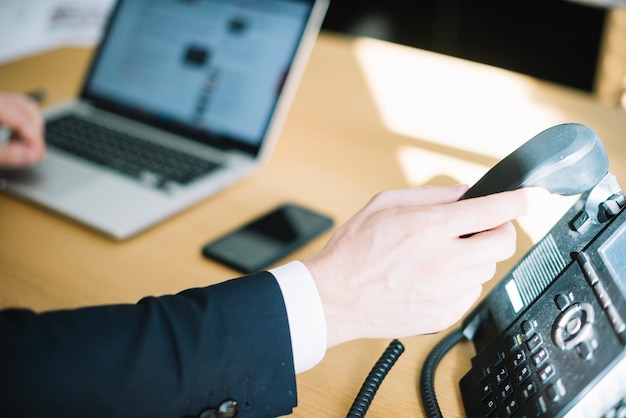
[443,187,549,237]
[0,143,38,168]
[364,185,469,212]
[0,93,45,167]
[0,137,46,168]
[455,221,518,268]
[349,185,469,228]
[15,97,44,147]
[0,93,42,134]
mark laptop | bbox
[0,0,328,240]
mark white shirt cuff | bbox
[271,260,327,373]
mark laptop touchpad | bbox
[0,156,99,197]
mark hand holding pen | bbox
[0,91,46,168]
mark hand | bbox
[303,185,547,348]
[0,92,46,168]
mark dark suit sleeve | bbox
[0,272,297,418]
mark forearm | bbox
[0,273,296,418]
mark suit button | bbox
[197,400,238,418]
[218,400,238,417]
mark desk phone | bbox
[419,123,626,418]
[459,172,626,417]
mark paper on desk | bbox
[0,0,115,64]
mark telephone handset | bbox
[459,122,609,200]
[418,123,626,418]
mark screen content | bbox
[88,0,311,146]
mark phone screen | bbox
[201,203,333,273]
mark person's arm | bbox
[0,272,296,418]
[0,184,546,418]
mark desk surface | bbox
[1,32,626,417]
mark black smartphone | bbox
[201,203,334,274]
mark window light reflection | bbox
[352,37,569,160]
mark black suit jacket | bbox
[0,272,297,418]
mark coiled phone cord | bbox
[419,329,466,418]
[346,339,405,418]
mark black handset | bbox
[460,122,609,200]
[416,123,626,418]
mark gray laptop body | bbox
[0,0,328,240]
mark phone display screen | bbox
[600,221,626,299]
[202,203,333,273]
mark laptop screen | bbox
[82,0,316,155]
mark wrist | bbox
[303,255,357,348]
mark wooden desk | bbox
[1,32,626,417]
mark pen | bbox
[0,125,11,146]
[0,89,47,146]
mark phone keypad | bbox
[475,319,564,417]
[461,208,626,418]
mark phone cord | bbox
[346,339,405,418]
[420,329,466,418]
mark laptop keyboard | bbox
[46,115,221,191]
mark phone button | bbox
[575,340,597,361]
[511,349,526,368]
[552,302,595,351]
[481,397,497,417]
[516,364,532,384]
[504,397,519,416]
[494,350,506,366]
[500,382,514,400]
[521,319,535,337]
[531,348,549,367]
[526,333,543,352]
[538,363,556,384]
[494,366,509,385]
[554,293,571,311]
[522,380,538,400]
[534,395,548,416]
[546,378,566,403]
[480,382,493,400]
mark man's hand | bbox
[304,185,547,348]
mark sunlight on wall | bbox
[352,37,571,160]
[396,145,488,187]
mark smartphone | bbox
[201,203,334,273]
